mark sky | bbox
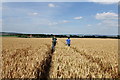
[1,1,119,35]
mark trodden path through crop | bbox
[35,44,55,79]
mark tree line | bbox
[14,34,119,39]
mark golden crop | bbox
[49,38,118,78]
[1,37,118,78]
[2,37,51,78]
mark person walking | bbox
[66,37,71,47]
[52,35,57,51]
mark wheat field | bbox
[2,37,51,78]
[50,38,118,78]
[1,37,118,78]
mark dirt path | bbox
[35,44,55,79]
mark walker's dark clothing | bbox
[52,37,57,50]
[67,44,70,46]
[52,37,57,43]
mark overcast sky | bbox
[2,0,119,35]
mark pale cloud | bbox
[97,20,118,29]
[97,20,118,27]
[48,3,56,7]
[73,16,83,20]
[87,24,92,27]
[2,0,120,4]
[88,0,119,4]
[32,12,38,15]
[102,20,118,27]
[2,0,120,2]
[95,12,118,28]
[28,12,39,16]
[2,0,86,2]
[96,12,118,20]
[89,0,119,2]
[48,20,70,26]
[48,22,58,26]
[63,20,70,23]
